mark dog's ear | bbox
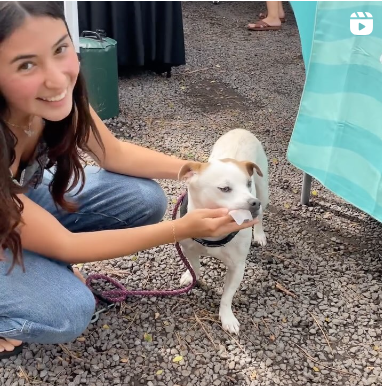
[243,161,263,177]
[178,162,206,181]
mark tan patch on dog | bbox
[220,158,263,177]
[178,162,210,181]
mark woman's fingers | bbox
[212,213,259,233]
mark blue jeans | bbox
[0,166,167,344]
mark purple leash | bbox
[85,192,197,304]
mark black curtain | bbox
[77,1,186,76]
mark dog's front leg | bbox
[179,250,201,286]
[219,262,245,334]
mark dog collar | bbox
[179,192,239,248]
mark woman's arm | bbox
[17,194,258,264]
[17,193,186,264]
[86,106,188,180]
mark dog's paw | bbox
[253,231,267,246]
[180,270,193,286]
[220,311,240,334]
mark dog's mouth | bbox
[249,206,262,218]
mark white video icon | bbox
[350,12,373,35]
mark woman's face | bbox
[0,16,79,122]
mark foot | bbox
[248,17,281,30]
[180,270,197,286]
[253,222,267,246]
[219,309,240,334]
[73,267,86,285]
[253,230,267,246]
[259,12,286,22]
[0,338,23,359]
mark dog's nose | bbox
[248,198,261,211]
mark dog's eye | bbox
[218,186,231,193]
[247,180,252,188]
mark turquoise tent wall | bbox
[287,1,382,223]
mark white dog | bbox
[177,128,269,334]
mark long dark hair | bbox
[0,1,105,272]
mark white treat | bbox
[229,209,253,225]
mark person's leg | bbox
[0,249,96,349]
[29,166,168,232]
[0,166,168,357]
[278,1,285,19]
[259,1,286,21]
[248,1,283,30]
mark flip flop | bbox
[247,20,282,31]
[259,12,286,23]
[0,340,24,360]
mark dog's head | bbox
[178,158,263,217]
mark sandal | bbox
[0,339,24,360]
[247,20,282,31]
[259,12,286,23]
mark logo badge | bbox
[350,12,373,35]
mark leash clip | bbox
[90,303,116,323]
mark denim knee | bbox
[139,180,168,225]
[28,286,96,344]
[1,283,96,345]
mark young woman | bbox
[0,2,258,359]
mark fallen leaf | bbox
[275,282,297,298]
[269,335,276,341]
[210,80,216,83]
[120,358,129,363]
[312,190,318,196]
[173,355,183,363]
[131,256,138,261]
[250,370,257,380]
[272,158,278,165]
[373,345,380,351]
[102,324,110,329]
[284,203,291,209]
[215,64,221,68]
[292,189,298,194]
[169,102,174,108]
[155,312,160,319]
[180,86,186,90]
[76,337,86,342]
[282,317,287,323]
[144,333,153,342]
[313,366,320,372]
[325,317,330,322]
[156,370,164,375]
[163,321,170,326]
[172,198,177,204]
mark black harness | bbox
[179,192,239,248]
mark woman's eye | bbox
[218,186,231,193]
[55,45,68,55]
[18,62,34,71]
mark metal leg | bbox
[301,173,313,205]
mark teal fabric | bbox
[289,1,317,69]
[287,1,382,222]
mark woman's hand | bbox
[175,208,259,241]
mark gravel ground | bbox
[2,2,382,386]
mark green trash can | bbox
[79,30,119,120]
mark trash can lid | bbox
[79,30,117,49]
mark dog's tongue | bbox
[229,209,253,225]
